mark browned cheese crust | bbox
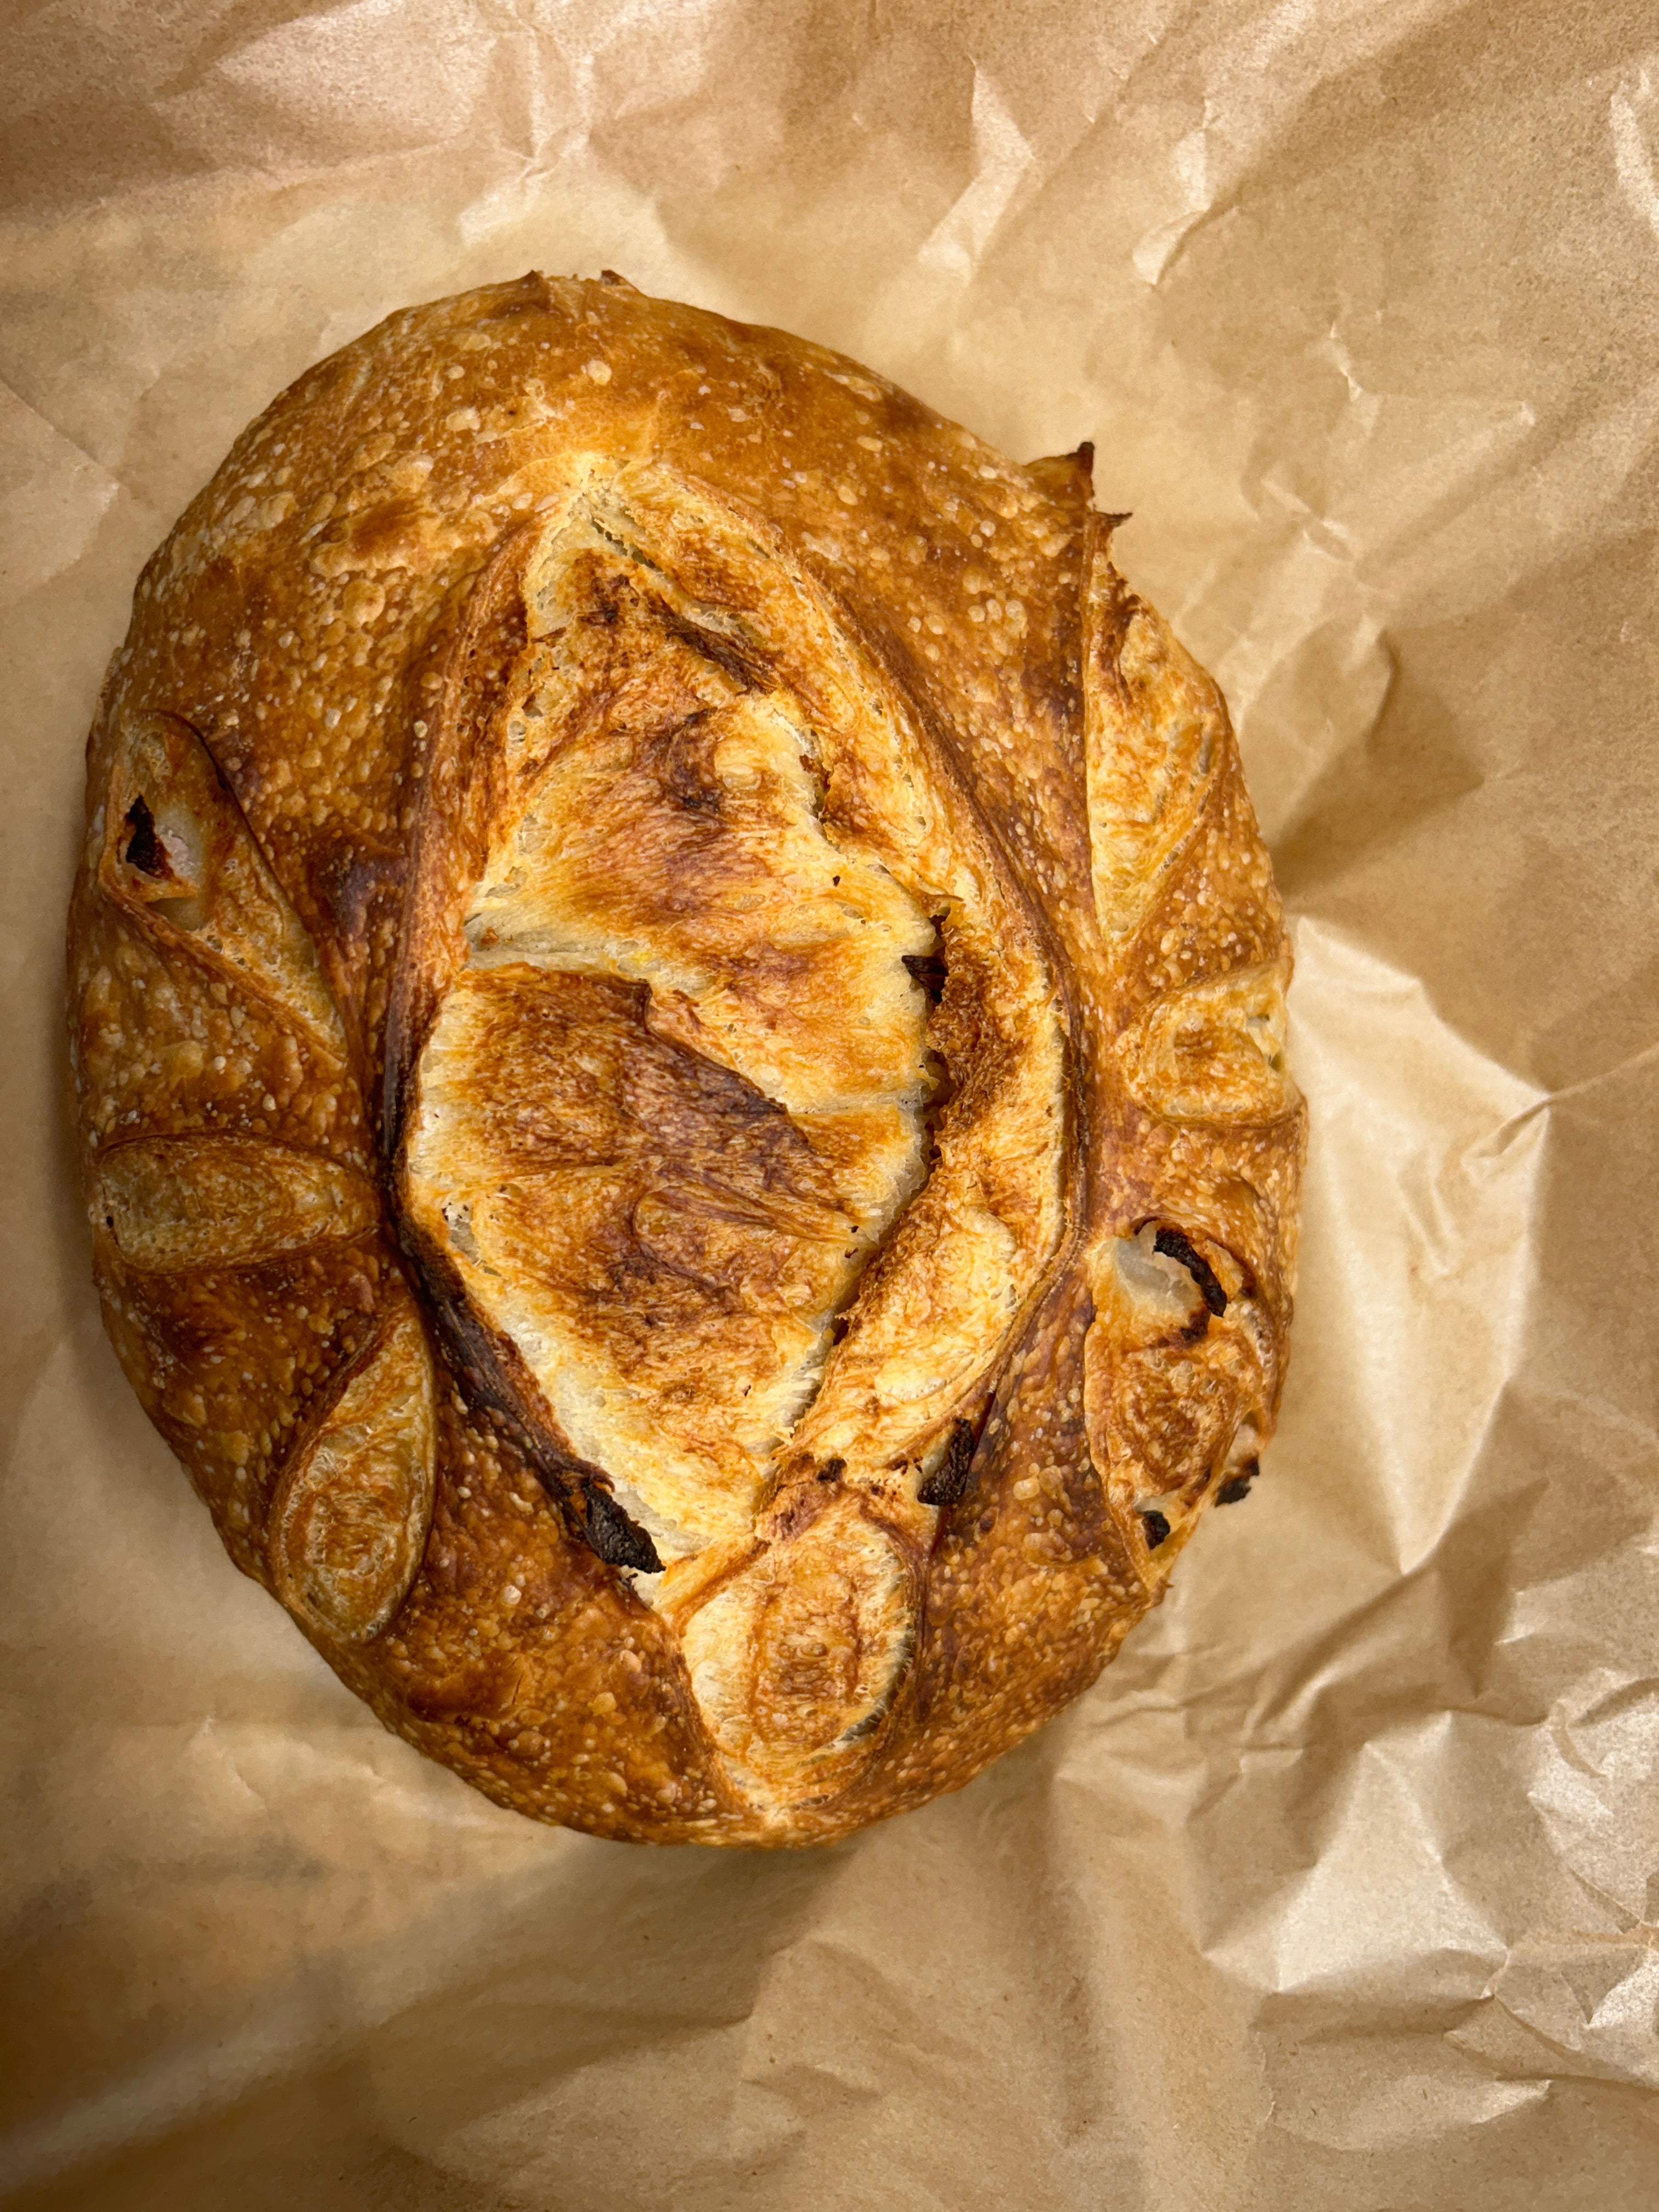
[66,273,1305,1844]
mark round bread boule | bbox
[66,272,1305,1844]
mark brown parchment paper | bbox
[4,2,1658,2204]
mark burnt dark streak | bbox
[902,952,948,1003]
[401,1222,664,1572]
[918,1418,979,1507]
[1216,1462,1259,1506]
[583,1482,664,1572]
[1153,1226,1229,1317]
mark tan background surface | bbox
[4,2,1658,2204]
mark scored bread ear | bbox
[676,1492,918,1810]
[94,1136,378,1271]
[1024,441,1096,514]
[1086,1224,1277,1582]
[1080,522,1229,947]
[267,1290,437,1643]
[1116,956,1297,1126]
[99,710,349,1060]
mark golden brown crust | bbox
[66,273,1305,1845]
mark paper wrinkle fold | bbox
[1611,69,1659,244]
[1125,0,1459,287]
[179,0,500,155]
[1288,919,1543,1575]
[0,380,123,600]
[917,67,1036,286]
[5,1,1659,2204]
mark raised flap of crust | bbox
[94,1136,378,1270]
[99,710,349,1059]
[1116,957,1299,1125]
[1082,525,1228,946]
[267,1291,437,1644]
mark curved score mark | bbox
[267,1293,437,1643]
[98,710,351,1061]
[95,1137,377,1271]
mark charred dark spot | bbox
[653,602,765,690]
[902,952,948,1003]
[580,1482,662,1572]
[919,1418,977,1507]
[1154,1226,1228,1316]
[1074,440,1096,480]
[658,710,725,814]
[1216,1462,1259,1506]
[122,796,167,877]
[769,1486,826,1542]
[815,1457,847,1485]
[1139,1508,1171,1549]
[585,577,628,627]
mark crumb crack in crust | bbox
[66,273,1305,1845]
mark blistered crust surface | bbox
[67,274,1305,1844]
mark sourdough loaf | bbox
[67,273,1304,1844]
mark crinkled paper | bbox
[3,3,1657,2204]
